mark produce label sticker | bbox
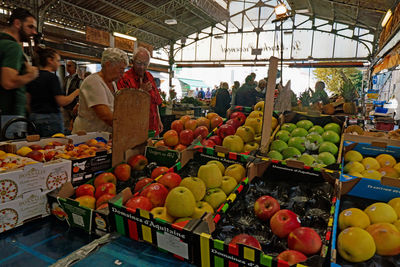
[156,231,189,259]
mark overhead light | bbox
[275,4,288,17]
[165,19,177,25]
[295,8,309,14]
[382,9,392,27]
[113,32,137,41]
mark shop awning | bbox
[178,78,210,89]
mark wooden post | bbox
[112,89,150,166]
[260,56,279,154]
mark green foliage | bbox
[341,80,357,102]
[299,89,312,107]
[180,96,202,106]
[313,68,363,95]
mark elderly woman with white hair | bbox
[72,48,128,133]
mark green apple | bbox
[281,123,297,133]
[206,160,225,175]
[318,141,338,156]
[322,130,340,144]
[204,188,227,210]
[179,177,206,201]
[364,202,397,224]
[267,150,283,160]
[324,123,341,135]
[305,133,323,151]
[198,164,223,188]
[318,152,336,165]
[308,125,324,135]
[165,186,196,217]
[288,137,306,153]
[275,130,291,143]
[224,164,246,183]
[220,176,238,195]
[191,201,214,219]
[298,154,315,166]
[296,119,313,130]
[270,140,288,152]
[281,147,301,159]
[291,128,308,137]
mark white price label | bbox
[156,231,189,259]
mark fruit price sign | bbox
[145,146,180,167]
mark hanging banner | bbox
[115,37,134,52]
[138,41,154,56]
[86,26,110,47]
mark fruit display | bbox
[334,195,400,265]
[268,119,342,168]
[209,168,334,266]
[0,150,38,171]
[342,150,400,180]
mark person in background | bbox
[234,75,264,107]
[198,87,205,99]
[214,82,231,118]
[256,79,267,94]
[73,48,128,134]
[62,60,82,134]
[27,48,79,137]
[117,47,163,136]
[211,86,217,97]
[205,88,211,99]
[195,87,199,98]
[0,8,38,117]
[250,72,256,85]
[84,71,91,79]
[230,81,240,106]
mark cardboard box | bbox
[0,189,49,233]
[192,158,338,267]
[331,182,400,266]
[340,133,400,201]
[0,159,71,203]
[47,182,111,236]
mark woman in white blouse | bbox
[72,48,128,133]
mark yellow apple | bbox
[343,161,365,174]
[165,186,196,218]
[206,160,225,175]
[348,171,363,177]
[220,176,238,195]
[75,195,96,209]
[235,126,255,143]
[254,101,264,112]
[344,150,363,162]
[191,201,214,219]
[339,208,370,230]
[151,207,175,223]
[361,169,382,180]
[337,227,376,263]
[366,223,400,256]
[248,110,263,119]
[362,157,381,170]
[197,164,223,188]
[224,164,246,183]
[254,135,261,144]
[179,177,206,201]
[364,202,397,224]
[243,142,259,152]
[222,135,244,153]
[204,188,227,210]
[388,197,400,218]
[244,118,262,134]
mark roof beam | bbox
[320,0,387,13]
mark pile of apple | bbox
[343,150,400,180]
[123,160,246,223]
[268,120,341,168]
[0,150,38,171]
[155,113,224,151]
[337,197,400,263]
[227,195,322,266]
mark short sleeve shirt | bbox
[0,33,26,116]
[117,69,162,135]
[72,73,114,133]
[26,70,64,113]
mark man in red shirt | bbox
[117,47,163,135]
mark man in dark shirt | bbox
[62,60,81,133]
[234,75,264,107]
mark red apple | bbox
[95,182,116,199]
[171,120,184,134]
[114,163,131,181]
[226,119,241,130]
[174,144,187,151]
[158,172,182,191]
[210,116,223,129]
[230,112,246,125]
[75,184,95,198]
[184,119,197,131]
[140,182,168,207]
[217,124,235,139]
[254,195,280,221]
[44,144,55,150]
[26,150,44,162]
[180,115,191,124]
[134,178,153,193]
[29,144,43,151]
[194,126,209,139]
[94,172,117,188]
[96,193,115,208]
[44,150,57,161]
[229,234,262,250]
[288,227,322,255]
[125,196,153,212]
[208,135,222,146]
[128,154,148,171]
[96,203,109,210]
[277,250,307,266]
[270,209,301,238]
[179,129,194,146]
[75,195,96,209]
[151,166,169,179]
[201,139,216,148]
[163,130,179,147]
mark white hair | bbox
[132,47,150,63]
[101,48,129,67]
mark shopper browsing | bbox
[234,75,264,107]
[72,48,128,133]
[27,48,80,137]
[117,47,163,136]
[0,8,38,116]
[62,60,82,133]
[214,82,231,118]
